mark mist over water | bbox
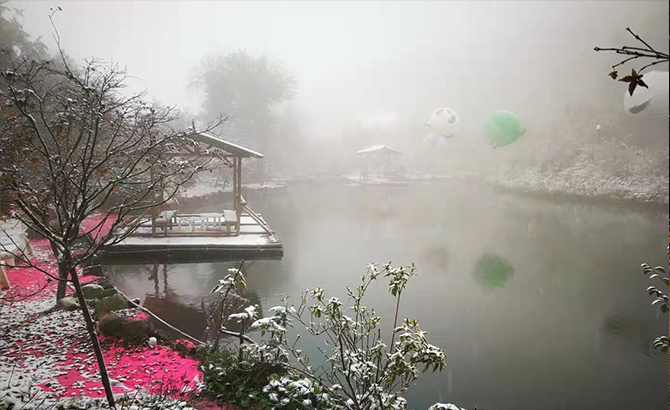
[109,182,669,410]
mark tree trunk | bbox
[50,241,70,302]
[67,261,116,408]
[56,261,69,300]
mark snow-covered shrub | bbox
[197,345,288,409]
[251,262,447,410]
[641,247,669,353]
[197,263,468,410]
[428,404,465,410]
[260,374,343,410]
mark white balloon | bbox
[596,124,602,131]
[425,107,459,138]
[623,70,669,118]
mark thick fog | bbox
[13,1,668,136]
[8,0,669,197]
[2,3,669,409]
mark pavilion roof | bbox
[189,132,263,158]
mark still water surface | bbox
[107,180,669,410]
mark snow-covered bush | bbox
[250,262,447,410]
[641,247,669,353]
[428,404,466,410]
[260,374,342,409]
[197,263,464,410]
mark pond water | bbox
[106,180,669,410]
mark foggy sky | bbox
[11,1,669,139]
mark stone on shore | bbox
[94,294,128,320]
[81,284,106,299]
[98,309,154,344]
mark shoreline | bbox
[478,178,670,213]
[268,174,669,211]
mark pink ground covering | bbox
[80,213,121,241]
[1,237,230,409]
[39,338,203,398]
[2,238,96,296]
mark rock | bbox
[85,298,100,310]
[98,309,155,344]
[82,265,104,277]
[93,294,128,320]
[58,297,80,311]
[81,284,105,299]
[101,288,118,298]
[96,279,115,290]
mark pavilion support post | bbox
[236,156,242,234]
[232,156,238,210]
[150,136,157,235]
[231,155,239,236]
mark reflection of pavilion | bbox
[142,262,263,341]
[102,132,282,262]
[143,294,208,342]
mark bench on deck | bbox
[223,210,238,235]
[200,213,223,231]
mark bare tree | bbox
[0,15,225,408]
[595,27,669,97]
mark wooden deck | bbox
[99,212,283,263]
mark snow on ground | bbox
[484,166,669,204]
[241,182,287,191]
[0,236,229,410]
[181,183,227,199]
[180,181,287,199]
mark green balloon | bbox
[473,253,514,289]
[484,111,526,147]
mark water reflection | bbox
[600,311,656,357]
[107,181,669,410]
[143,294,207,340]
[106,262,264,342]
[472,253,514,289]
[420,247,449,270]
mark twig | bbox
[7,361,17,390]
[626,27,657,54]
[218,327,256,345]
[639,59,669,74]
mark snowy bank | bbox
[0,237,231,410]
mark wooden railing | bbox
[240,196,272,235]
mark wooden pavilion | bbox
[356,144,406,181]
[102,132,282,262]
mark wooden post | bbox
[236,156,242,234]
[232,155,238,211]
[149,134,157,235]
